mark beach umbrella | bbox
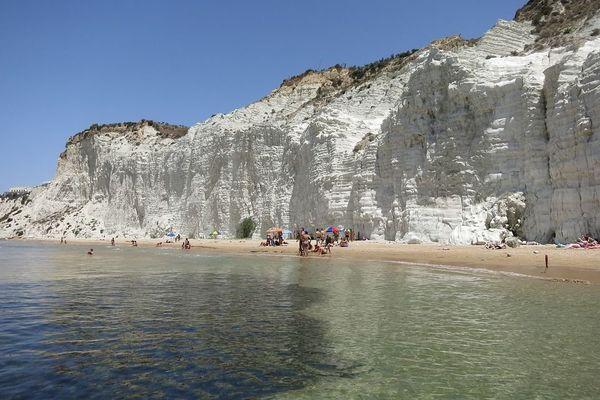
[266,227,283,234]
[166,231,176,237]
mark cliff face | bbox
[2,0,600,244]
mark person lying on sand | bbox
[578,234,598,246]
[156,242,163,246]
[312,243,330,255]
[484,241,506,250]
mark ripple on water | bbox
[0,242,599,399]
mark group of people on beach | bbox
[261,231,288,247]
[83,235,192,255]
[566,233,600,249]
[81,226,359,257]
[298,229,331,256]
[297,227,353,256]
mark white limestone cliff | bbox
[2,0,600,244]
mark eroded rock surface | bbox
[2,0,600,244]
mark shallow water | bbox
[0,241,599,399]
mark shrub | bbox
[236,217,256,239]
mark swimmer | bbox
[87,248,94,255]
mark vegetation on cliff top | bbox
[64,120,189,149]
[516,0,600,48]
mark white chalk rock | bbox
[2,3,600,244]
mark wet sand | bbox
[16,237,600,284]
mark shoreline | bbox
[7,237,600,284]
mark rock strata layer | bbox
[2,0,600,244]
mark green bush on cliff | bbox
[236,217,256,239]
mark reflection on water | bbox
[0,241,599,399]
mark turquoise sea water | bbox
[0,241,599,399]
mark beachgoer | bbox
[303,232,311,256]
[111,237,115,246]
[60,237,63,244]
[315,229,323,245]
[87,248,94,255]
[324,236,333,254]
[300,231,311,256]
[184,238,191,250]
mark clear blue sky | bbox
[0,0,526,191]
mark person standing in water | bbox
[111,237,115,246]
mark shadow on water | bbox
[0,244,362,399]
[4,242,600,399]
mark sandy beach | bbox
[16,237,600,284]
